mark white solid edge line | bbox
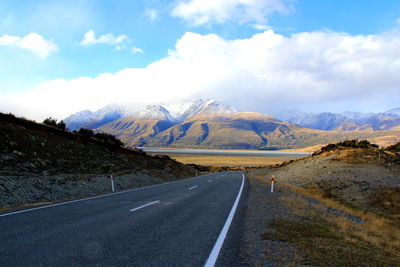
[204,172,245,267]
[0,173,212,217]
[129,200,160,212]
[188,185,198,190]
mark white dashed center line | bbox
[188,186,198,190]
[130,200,160,212]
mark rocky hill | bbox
[0,113,196,208]
[249,141,400,265]
[268,140,400,218]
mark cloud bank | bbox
[2,29,400,120]
[0,33,58,58]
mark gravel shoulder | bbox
[240,174,299,266]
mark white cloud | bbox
[132,47,144,54]
[145,8,158,21]
[171,0,293,25]
[80,30,127,47]
[252,24,273,31]
[396,17,400,25]
[0,33,58,58]
[2,30,400,120]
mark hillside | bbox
[145,112,299,149]
[247,141,400,265]
[0,113,196,208]
[268,141,400,219]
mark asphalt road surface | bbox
[0,172,246,266]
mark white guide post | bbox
[111,175,115,192]
[271,176,275,193]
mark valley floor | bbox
[160,153,303,167]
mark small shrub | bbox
[314,140,378,155]
[56,120,66,130]
[94,132,123,147]
[155,154,172,160]
[79,128,94,138]
[43,117,58,127]
[386,142,400,153]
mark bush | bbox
[43,117,67,130]
[93,132,124,148]
[57,120,66,130]
[314,139,378,155]
[386,142,400,153]
[78,128,94,138]
[43,117,58,127]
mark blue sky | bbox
[1,0,400,120]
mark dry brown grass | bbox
[280,144,326,153]
[280,181,400,254]
[148,153,301,167]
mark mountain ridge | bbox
[64,100,400,149]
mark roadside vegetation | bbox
[248,140,400,266]
[264,196,400,266]
[1,113,125,151]
[267,183,400,266]
[0,112,198,210]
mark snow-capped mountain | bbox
[163,100,194,121]
[63,110,96,131]
[274,110,351,130]
[385,108,400,116]
[181,99,237,120]
[64,99,237,130]
[64,103,136,130]
[130,105,175,121]
[62,101,400,149]
[83,103,133,129]
[275,108,400,131]
[65,101,399,132]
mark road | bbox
[0,172,245,266]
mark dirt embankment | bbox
[0,113,197,209]
[266,147,400,218]
[244,144,400,265]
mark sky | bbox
[1,0,400,120]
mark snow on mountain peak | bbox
[164,100,194,119]
[64,99,237,130]
[132,105,175,121]
[181,99,236,119]
[385,107,400,116]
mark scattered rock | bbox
[9,141,17,147]
[12,150,24,157]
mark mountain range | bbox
[274,109,400,131]
[64,100,400,149]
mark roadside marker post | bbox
[271,176,275,193]
[111,175,115,192]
